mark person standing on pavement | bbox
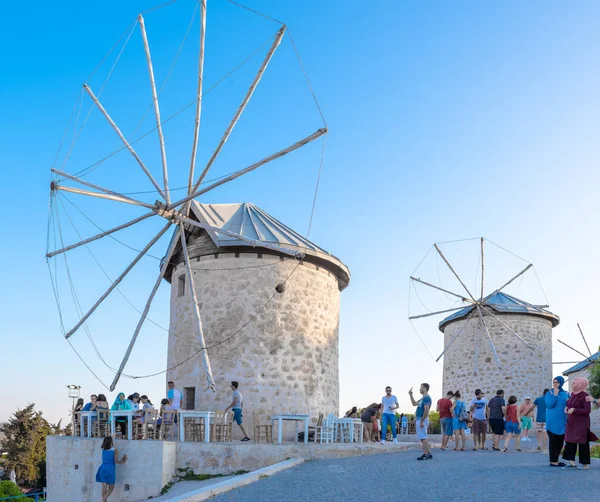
[451,391,467,451]
[487,389,506,451]
[409,383,432,460]
[531,389,549,451]
[469,389,488,450]
[360,402,379,442]
[519,397,534,441]
[545,376,569,467]
[562,377,594,470]
[437,391,454,450]
[224,381,251,441]
[380,386,399,443]
[502,395,522,452]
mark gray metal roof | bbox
[562,352,600,376]
[177,202,350,289]
[439,291,560,331]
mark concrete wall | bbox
[167,253,341,439]
[442,312,553,402]
[46,437,176,502]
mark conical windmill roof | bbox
[165,202,350,289]
[438,291,560,332]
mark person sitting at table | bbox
[74,398,84,412]
[111,392,133,437]
[94,394,109,411]
[80,395,97,434]
[344,406,358,418]
[127,394,140,410]
[138,395,154,424]
[156,398,175,438]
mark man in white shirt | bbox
[167,381,182,410]
[380,386,399,444]
[469,389,489,450]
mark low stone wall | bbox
[47,437,421,502]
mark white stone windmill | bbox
[46,1,327,393]
[409,238,559,400]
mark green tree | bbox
[0,480,23,497]
[589,363,600,398]
[0,404,54,487]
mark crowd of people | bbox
[352,375,598,465]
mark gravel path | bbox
[212,438,600,501]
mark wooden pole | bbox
[484,309,531,348]
[187,0,207,196]
[179,223,216,390]
[109,226,181,391]
[53,184,155,209]
[139,14,170,204]
[83,83,167,200]
[557,339,594,363]
[474,325,480,375]
[64,222,172,339]
[476,305,501,368]
[168,127,328,210]
[52,169,155,208]
[577,323,593,356]
[409,305,468,320]
[480,237,484,301]
[172,213,304,259]
[434,244,476,302]
[436,308,477,362]
[495,264,533,293]
[46,210,156,258]
[190,25,287,193]
[409,277,474,303]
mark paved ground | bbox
[212,437,600,501]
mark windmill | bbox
[46,1,327,393]
[409,238,559,399]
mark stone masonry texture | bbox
[442,311,553,402]
[167,253,342,439]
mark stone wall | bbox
[442,312,553,403]
[167,254,341,439]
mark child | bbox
[96,436,127,502]
[502,396,522,452]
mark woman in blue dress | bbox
[451,391,467,451]
[96,436,127,501]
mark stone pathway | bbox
[211,437,600,501]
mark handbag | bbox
[458,403,469,422]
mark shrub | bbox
[0,480,22,497]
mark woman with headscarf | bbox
[545,375,569,467]
[111,392,133,437]
[562,377,594,470]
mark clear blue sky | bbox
[2,0,600,424]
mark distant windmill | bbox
[409,237,559,400]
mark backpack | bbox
[458,402,469,422]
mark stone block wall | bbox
[167,254,341,439]
[442,312,553,403]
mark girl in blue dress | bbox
[96,436,127,501]
[451,391,467,450]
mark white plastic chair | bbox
[317,413,336,444]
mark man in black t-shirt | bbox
[360,403,380,442]
[487,389,506,450]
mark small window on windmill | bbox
[177,275,185,297]
[184,387,196,410]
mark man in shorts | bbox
[531,390,549,451]
[409,383,432,460]
[224,381,250,441]
[437,391,454,450]
[487,389,506,451]
[470,389,488,450]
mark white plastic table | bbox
[110,410,136,440]
[336,418,363,443]
[178,411,216,442]
[270,414,310,444]
[80,411,98,438]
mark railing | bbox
[0,490,46,501]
